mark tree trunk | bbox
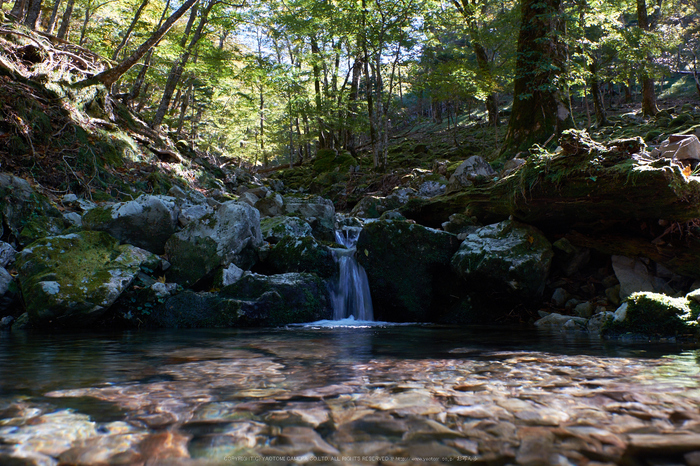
[589,59,608,126]
[46,0,62,34]
[10,0,28,21]
[310,37,327,149]
[56,0,74,40]
[175,79,192,137]
[111,0,150,60]
[637,0,659,116]
[344,56,362,155]
[78,6,89,45]
[501,0,572,156]
[76,0,201,88]
[259,85,266,166]
[23,0,42,29]
[152,1,211,128]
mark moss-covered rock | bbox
[82,195,179,254]
[16,231,159,327]
[222,272,331,325]
[0,173,66,246]
[260,216,313,243]
[263,236,336,278]
[451,219,553,298]
[356,220,461,322]
[165,201,262,287]
[604,291,700,337]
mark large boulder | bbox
[0,173,68,247]
[223,272,331,325]
[447,156,496,192]
[356,220,461,322]
[262,236,336,278]
[260,216,313,243]
[16,231,159,327]
[283,195,335,239]
[164,201,262,287]
[451,219,553,298]
[82,195,179,254]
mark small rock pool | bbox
[1,325,699,465]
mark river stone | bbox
[82,195,179,254]
[356,220,461,322]
[534,313,588,331]
[260,216,313,243]
[262,236,336,278]
[350,195,404,219]
[451,219,553,298]
[588,311,614,333]
[165,201,262,287]
[604,292,700,337]
[16,231,159,327]
[652,134,700,161]
[447,155,496,192]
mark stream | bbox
[1,325,700,465]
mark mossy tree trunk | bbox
[501,0,573,156]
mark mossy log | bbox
[402,131,700,232]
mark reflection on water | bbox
[1,326,699,465]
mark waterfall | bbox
[330,226,374,321]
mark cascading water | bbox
[329,226,374,321]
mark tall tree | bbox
[502,0,573,155]
[56,0,75,40]
[152,0,215,128]
[76,0,201,88]
[637,0,659,116]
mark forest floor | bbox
[1,18,699,213]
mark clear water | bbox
[329,227,374,321]
[0,326,699,465]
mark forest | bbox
[2,0,697,168]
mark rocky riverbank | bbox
[1,130,700,340]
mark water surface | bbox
[1,325,699,465]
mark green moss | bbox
[604,292,699,337]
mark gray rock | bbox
[82,195,179,254]
[283,195,335,239]
[574,301,594,318]
[357,220,461,322]
[614,302,628,322]
[418,181,446,198]
[502,158,526,177]
[534,313,587,330]
[16,231,159,327]
[606,285,621,306]
[178,204,213,227]
[451,219,553,298]
[264,236,336,278]
[588,311,614,334]
[165,201,262,287]
[260,216,313,243]
[551,288,568,307]
[653,134,700,161]
[255,193,284,218]
[612,255,655,299]
[63,211,82,227]
[221,263,245,286]
[0,267,12,296]
[565,298,580,310]
[0,242,17,267]
[0,315,13,329]
[447,156,496,192]
[238,191,260,207]
[61,194,78,204]
[150,282,177,298]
